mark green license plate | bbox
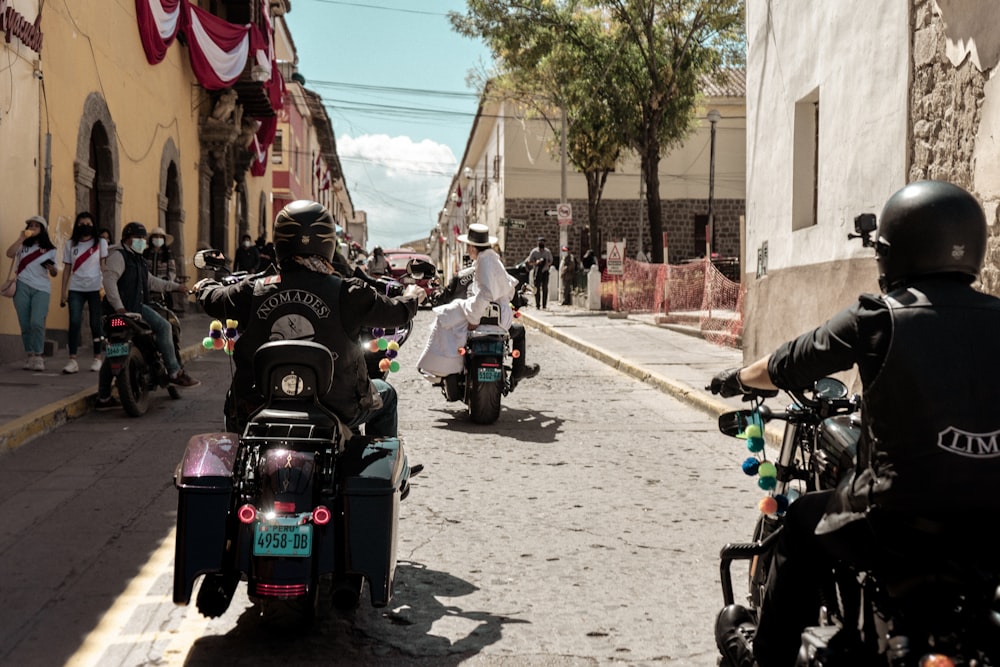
[477,367,501,382]
[253,523,312,557]
[105,341,130,357]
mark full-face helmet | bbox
[273,200,336,265]
[876,180,986,291]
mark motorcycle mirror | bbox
[193,249,227,271]
[406,259,435,280]
[718,410,756,437]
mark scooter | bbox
[172,339,410,623]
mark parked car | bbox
[383,249,440,304]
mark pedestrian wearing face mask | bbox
[5,215,59,371]
[59,212,109,373]
[234,233,260,272]
[143,226,180,314]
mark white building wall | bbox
[746,0,909,273]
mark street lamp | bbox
[706,109,721,259]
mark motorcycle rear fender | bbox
[341,436,406,607]
[172,432,240,605]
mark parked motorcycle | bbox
[715,381,1000,665]
[102,299,183,417]
[173,340,410,623]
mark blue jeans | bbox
[13,281,49,355]
[141,304,180,375]
[67,290,104,356]
[347,379,398,438]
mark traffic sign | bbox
[607,240,625,275]
[501,217,527,229]
[557,203,572,225]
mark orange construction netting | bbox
[600,257,744,347]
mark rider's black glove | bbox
[710,367,779,398]
[710,367,750,398]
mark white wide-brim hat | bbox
[457,223,497,247]
[149,226,174,246]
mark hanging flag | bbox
[314,154,322,184]
[321,168,331,191]
[455,184,462,208]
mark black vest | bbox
[233,271,368,424]
[111,247,149,312]
[859,281,1000,513]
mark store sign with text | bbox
[1,0,43,53]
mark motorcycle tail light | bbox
[511,349,521,358]
[109,316,128,329]
[919,656,955,667]
[458,346,467,356]
[237,503,257,524]
[273,501,295,513]
[312,505,331,525]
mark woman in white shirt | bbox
[5,215,58,371]
[59,212,109,373]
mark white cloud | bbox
[338,134,457,249]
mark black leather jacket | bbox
[199,264,418,426]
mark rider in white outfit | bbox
[417,224,531,380]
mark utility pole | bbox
[706,109,721,259]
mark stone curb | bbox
[519,312,785,447]
[0,345,205,456]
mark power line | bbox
[295,0,447,17]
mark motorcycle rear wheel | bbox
[117,346,151,417]
[469,372,502,424]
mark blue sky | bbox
[284,1,493,250]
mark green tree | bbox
[452,0,744,264]
[601,0,744,263]
[451,2,630,251]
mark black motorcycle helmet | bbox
[272,200,336,266]
[875,180,986,292]
[122,221,147,239]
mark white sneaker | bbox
[23,358,33,370]
[62,359,79,374]
[29,356,45,372]
[90,358,103,372]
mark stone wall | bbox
[911,0,1000,296]
[502,197,744,266]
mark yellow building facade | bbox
[1,0,289,361]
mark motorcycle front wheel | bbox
[117,346,151,417]
[469,372,502,424]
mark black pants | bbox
[534,270,549,308]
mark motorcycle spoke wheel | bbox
[117,346,151,417]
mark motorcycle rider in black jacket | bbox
[196,200,425,435]
[710,180,1000,666]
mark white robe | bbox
[417,249,518,377]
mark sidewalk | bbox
[0,302,758,456]
[0,312,215,455]
[518,303,749,417]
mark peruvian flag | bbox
[314,153,322,184]
[320,168,331,191]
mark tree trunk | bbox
[641,137,664,264]
[585,169,610,254]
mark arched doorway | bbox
[75,93,121,236]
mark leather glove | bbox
[710,367,749,398]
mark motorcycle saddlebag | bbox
[172,432,239,605]
[340,435,406,607]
